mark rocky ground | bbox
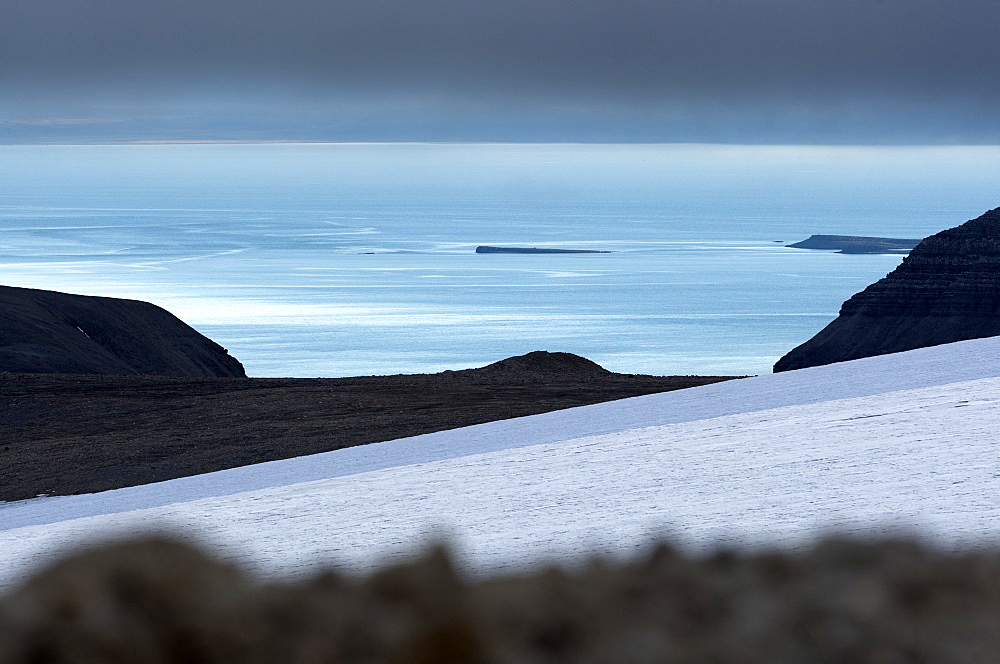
[0,351,737,502]
[4,534,1000,663]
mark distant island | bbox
[476,245,612,254]
[786,235,921,254]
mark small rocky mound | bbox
[0,285,245,377]
[775,207,1000,372]
[454,351,613,383]
[5,535,1000,662]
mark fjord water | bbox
[1,143,998,377]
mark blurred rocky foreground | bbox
[3,536,1000,662]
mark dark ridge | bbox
[0,285,245,378]
[476,245,611,254]
[0,352,738,501]
[775,207,1000,372]
[786,234,921,254]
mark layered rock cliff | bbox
[0,285,245,377]
[774,207,1000,372]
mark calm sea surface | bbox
[1,143,998,377]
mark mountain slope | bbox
[0,355,730,502]
[3,337,1000,585]
[775,207,1000,371]
[0,285,245,377]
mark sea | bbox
[1,143,998,378]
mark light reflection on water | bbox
[1,143,998,377]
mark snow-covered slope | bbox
[3,336,1000,585]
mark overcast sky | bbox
[3,0,1000,143]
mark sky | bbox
[3,0,1000,144]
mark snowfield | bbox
[3,336,1000,586]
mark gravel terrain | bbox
[0,351,735,501]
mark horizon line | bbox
[3,140,1000,149]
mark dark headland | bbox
[786,234,921,254]
[0,284,244,377]
[476,245,612,254]
[776,207,1000,371]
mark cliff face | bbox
[0,285,246,377]
[774,207,1000,372]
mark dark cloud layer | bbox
[4,0,1000,142]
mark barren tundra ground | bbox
[0,354,733,501]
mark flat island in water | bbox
[787,235,921,254]
[476,245,613,254]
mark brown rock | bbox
[4,536,1000,662]
[0,538,263,663]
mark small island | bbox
[476,245,612,254]
[786,235,921,254]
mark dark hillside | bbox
[0,352,737,501]
[775,207,1000,372]
[0,285,245,377]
